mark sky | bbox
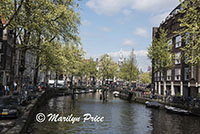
[79,0,180,72]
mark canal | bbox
[28,92,200,134]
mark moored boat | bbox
[145,101,164,109]
[164,105,190,115]
[113,91,119,97]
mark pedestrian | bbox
[14,81,17,91]
[6,85,10,95]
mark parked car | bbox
[48,80,55,88]
[0,96,20,118]
[56,80,65,88]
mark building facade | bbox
[1,19,37,86]
[152,4,200,97]
[0,20,14,86]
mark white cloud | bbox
[150,12,170,26]
[134,27,149,38]
[122,39,136,46]
[107,49,150,71]
[85,49,150,71]
[100,27,111,32]
[123,9,132,16]
[131,0,179,12]
[107,50,147,58]
[82,19,91,26]
[86,0,180,15]
[86,0,129,15]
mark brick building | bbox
[0,19,14,86]
[152,4,200,97]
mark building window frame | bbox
[167,70,172,81]
[185,32,189,45]
[161,72,164,81]
[154,73,157,81]
[175,35,182,48]
[184,68,189,81]
[175,52,181,64]
[175,68,181,81]
[157,72,160,81]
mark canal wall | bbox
[6,88,58,134]
[119,91,200,116]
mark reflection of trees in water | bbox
[119,103,135,133]
[151,109,200,134]
[32,96,84,134]
[30,94,200,134]
[128,103,152,134]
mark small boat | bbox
[145,101,164,108]
[113,91,119,97]
[165,106,190,115]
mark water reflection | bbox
[29,92,200,134]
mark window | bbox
[191,66,196,79]
[161,73,163,81]
[2,28,8,41]
[175,69,181,81]
[184,68,189,80]
[167,70,172,81]
[185,32,189,44]
[175,52,181,64]
[175,35,181,48]
[157,72,160,81]
[168,39,172,46]
[154,73,157,81]
[184,56,189,64]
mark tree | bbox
[147,28,173,95]
[119,49,139,83]
[63,43,85,88]
[140,72,151,85]
[39,41,68,84]
[84,58,97,86]
[178,0,200,65]
[0,0,81,89]
[98,54,118,85]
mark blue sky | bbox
[79,0,180,72]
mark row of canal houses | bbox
[0,19,53,87]
[0,19,38,86]
[152,4,200,98]
[0,19,95,87]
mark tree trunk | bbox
[70,74,74,100]
[33,56,39,86]
[10,0,17,93]
[18,49,26,91]
[44,68,49,87]
[163,71,167,96]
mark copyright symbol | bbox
[36,113,46,123]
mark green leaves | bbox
[119,49,139,81]
[148,28,173,73]
[62,43,84,75]
[140,72,151,84]
[178,0,200,65]
[1,0,81,75]
[98,54,119,80]
[84,58,97,77]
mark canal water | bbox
[28,92,200,134]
